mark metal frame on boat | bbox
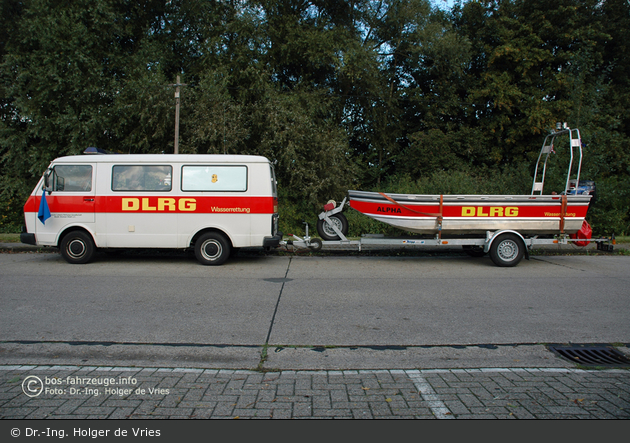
[282,124,614,267]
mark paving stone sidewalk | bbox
[1,365,628,419]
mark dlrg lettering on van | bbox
[20,152,282,265]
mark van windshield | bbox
[50,165,93,192]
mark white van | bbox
[20,151,281,265]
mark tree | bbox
[1,0,152,228]
[452,0,609,164]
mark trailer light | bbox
[442,241,449,244]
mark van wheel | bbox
[195,232,231,266]
[316,213,349,241]
[489,234,524,267]
[60,231,96,264]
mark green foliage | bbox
[381,167,532,195]
[586,176,630,236]
[0,190,25,233]
[276,187,319,237]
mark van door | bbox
[36,164,96,244]
[106,164,177,248]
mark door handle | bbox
[84,198,95,202]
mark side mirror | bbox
[43,169,53,194]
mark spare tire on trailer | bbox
[489,233,525,267]
[316,213,349,241]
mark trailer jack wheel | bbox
[309,238,323,251]
[489,234,524,267]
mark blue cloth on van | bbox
[38,189,51,224]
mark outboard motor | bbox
[568,179,597,207]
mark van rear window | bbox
[182,166,247,192]
[112,165,172,191]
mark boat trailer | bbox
[281,123,616,267]
[281,197,615,267]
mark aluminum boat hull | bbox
[348,190,591,235]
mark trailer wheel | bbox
[489,234,524,267]
[60,231,96,264]
[316,213,349,241]
[195,232,231,266]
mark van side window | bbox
[112,165,172,191]
[182,166,247,192]
[51,165,93,192]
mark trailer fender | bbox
[484,230,529,261]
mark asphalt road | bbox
[1,249,629,370]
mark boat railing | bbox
[531,123,583,196]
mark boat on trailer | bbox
[347,191,591,236]
[284,124,612,267]
[347,123,593,236]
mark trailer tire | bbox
[60,230,96,264]
[195,232,231,266]
[316,213,349,241]
[489,234,524,267]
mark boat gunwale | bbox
[348,190,592,205]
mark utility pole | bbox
[169,75,187,154]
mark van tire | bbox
[195,232,231,266]
[60,231,96,264]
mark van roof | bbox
[51,154,272,164]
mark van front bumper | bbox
[20,233,37,245]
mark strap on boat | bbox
[560,194,567,234]
[438,195,443,239]
[378,192,444,235]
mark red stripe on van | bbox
[24,195,277,214]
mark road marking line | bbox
[406,371,454,419]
